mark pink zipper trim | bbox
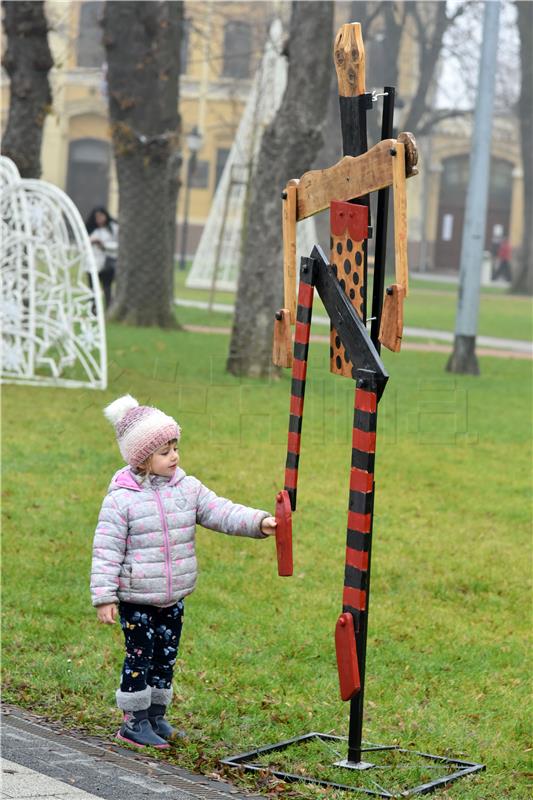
[154,489,172,603]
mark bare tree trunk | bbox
[512,0,533,296]
[227,1,334,377]
[103,1,182,327]
[1,1,53,178]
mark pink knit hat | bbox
[104,395,181,467]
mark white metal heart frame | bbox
[0,156,107,389]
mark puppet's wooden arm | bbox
[274,134,418,363]
[376,139,409,353]
[282,179,299,323]
[273,179,299,368]
[378,132,419,352]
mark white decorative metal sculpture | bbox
[0,156,107,390]
[186,19,317,292]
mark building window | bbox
[215,148,230,188]
[77,1,104,68]
[190,160,209,189]
[222,21,251,79]
[66,138,110,221]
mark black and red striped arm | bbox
[284,258,316,511]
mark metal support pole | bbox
[337,88,380,766]
[370,87,395,350]
[447,0,501,374]
[342,88,395,762]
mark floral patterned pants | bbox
[118,601,184,694]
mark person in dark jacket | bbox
[85,206,118,309]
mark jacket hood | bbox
[109,466,186,492]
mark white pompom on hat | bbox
[104,394,181,467]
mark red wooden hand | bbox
[275,490,293,577]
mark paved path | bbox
[2,758,103,800]
[175,299,532,358]
[1,706,260,800]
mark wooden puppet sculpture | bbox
[225,23,484,798]
[271,20,417,770]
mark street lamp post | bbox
[179,126,203,271]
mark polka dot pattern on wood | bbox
[329,201,368,378]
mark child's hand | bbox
[261,516,277,536]
[97,603,118,624]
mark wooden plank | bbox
[282,180,298,322]
[392,141,409,296]
[272,308,293,368]
[378,284,405,352]
[334,23,365,98]
[296,139,396,221]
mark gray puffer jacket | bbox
[90,466,269,607]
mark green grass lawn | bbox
[2,322,531,799]
[175,268,533,343]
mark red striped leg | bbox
[342,378,377,628]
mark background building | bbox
[1,0,522,273]
[1,0,276,251]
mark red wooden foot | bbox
[335,612,360,700]
[275,490,293,577]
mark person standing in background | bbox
[494,238,512,282]
[86,207,119,309]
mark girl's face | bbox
[149,440,179,477]
[95,211,107,227]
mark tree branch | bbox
[416,108,470,136]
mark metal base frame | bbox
[222,732,485,798]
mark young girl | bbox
[91,395,276,749]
